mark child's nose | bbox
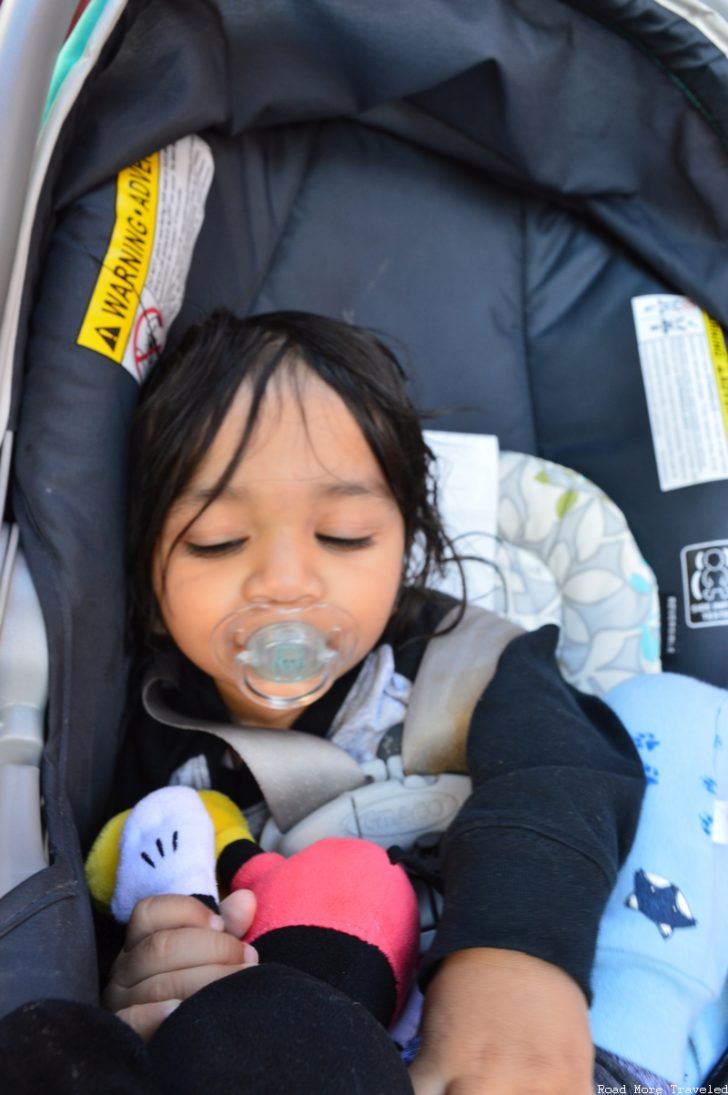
[242,535,324,605]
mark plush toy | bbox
[85,786,420,1026]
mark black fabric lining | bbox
[564,0,728,149]
[247,123,324,314]
[519,200,539,456]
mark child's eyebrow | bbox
[176,477,392,508]
[317,479,392,500]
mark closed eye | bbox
[317,534,374,551]
[184,539,247,558]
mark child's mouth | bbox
[211,603,358,710]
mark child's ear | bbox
[400,536,423,589]
[150,596,168,635]
[151,613,167,635]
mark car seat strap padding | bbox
[143,603,522,832]
[402,603,524,775]
[143,674,368,832]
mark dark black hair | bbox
[128,309,465,649]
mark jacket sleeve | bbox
[418,623,645,1001]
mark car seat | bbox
[0,4,727,1081]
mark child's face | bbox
[153,365,406,728]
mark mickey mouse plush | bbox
[86,786,419,1026]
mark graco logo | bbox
[681,540,728,628]
[358,791,459,840]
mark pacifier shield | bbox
[211,603,358,710]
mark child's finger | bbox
[407,1054,445,1095]
[107,962,254,1015]
[219,887,257,939]
[112,926,253,992]
[115,999,181,1043]
[123,893,225,949]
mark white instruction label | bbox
[421,430,499,606]
[631,295,728,491]
[78,135,214,382]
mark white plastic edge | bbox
[0,0,129,446]
[0,541,49,766]
[0,538,49,896]
[0,520,19,630]
[653,0,728,57]
[0,764,47,897]
[0,433,13,533]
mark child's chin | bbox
[218,682,308,729]
[217,659,354,727]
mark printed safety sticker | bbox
[681,539,728,629]
[77,135,214,381]
[631,294,728,492]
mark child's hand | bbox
[103,889,258,1041]
[409,948,593,1094]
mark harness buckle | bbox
[259,757,471,856]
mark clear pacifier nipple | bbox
[211,603,358,710]
[244,621,330,683]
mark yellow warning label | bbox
[703,312,728,438]
[77,153,159,362]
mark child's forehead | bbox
[235,363,361,442]
[192,364,385,489]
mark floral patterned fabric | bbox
[495,452,661,696]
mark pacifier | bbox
[211,603,358,710]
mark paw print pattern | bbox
[643,765,660,786]
[700,813,714,837]
[702,777,718,796]
[633,732,660,752]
